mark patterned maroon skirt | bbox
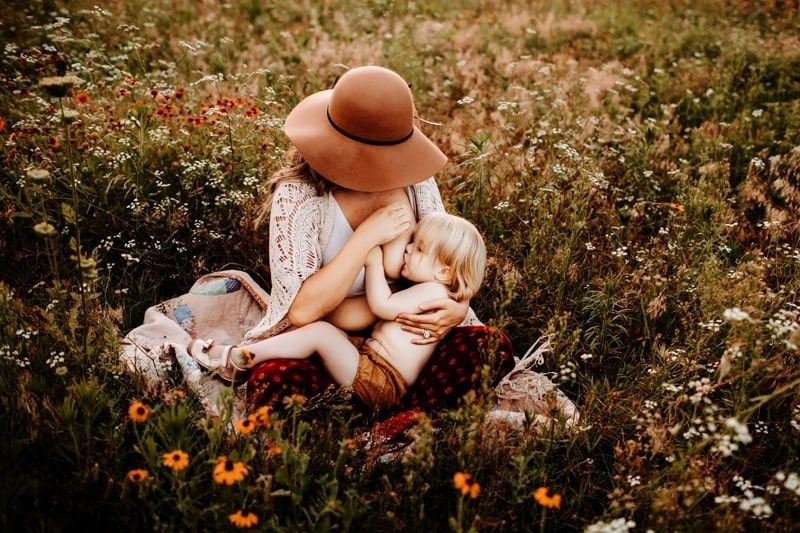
[245,326,515,415]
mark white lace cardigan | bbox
[242,177,480,344]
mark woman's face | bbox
[401,239,447,283]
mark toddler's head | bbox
[408,213,486,300]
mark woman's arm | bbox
[288,202,414,326]
[381,224,414,280]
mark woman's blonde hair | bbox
[254,147,337,229]
[413,213,486,301]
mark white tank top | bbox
[322,187,416,297]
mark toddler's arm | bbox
[380,222,414,279]
[365,247,448,320]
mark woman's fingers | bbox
[396,310,446,329]
[400,325,442,345]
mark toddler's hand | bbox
[357,202,414,246]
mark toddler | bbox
[191,212,485,412]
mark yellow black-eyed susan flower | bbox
[254,406,271,428]
[533,487,562,509]
[128,401,149,423]
[162,450,190,472]
[235,416,256,435]
[228,510,258,528]
[127,469,148,483]
[453,472,480,499]
[283,393,307,408]
[213,456,248,485]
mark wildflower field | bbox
[2,0,800,530]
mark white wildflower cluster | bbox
[555,142,581,161]
[682,404,721,440]
[242,173,260,188]
[46,351,65,368]
[710,418,752,456]
[585,518,636,533]
[551,163,570,179]
[686,377,712,405]
[722,307,751,322]
[216,189,253,207]
[766,304,799,350]
[590,172,610,190]
[775,472,800,497]
[1,344,25,367]
[632,400,662,453]
[627,475,641,487]
[611,245,628,258]
[46,351,68,375]
[715,475,772,519]
[791,405,800,431]
[496,101,518,112]
[456,96,474,106]
[749,157,766,170]
[557,360,577,383]
[584,242,596,251]
[698,319,723,332]
[15,328,39,340]
[493,200,510,211]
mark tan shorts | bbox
[350,338,408,412]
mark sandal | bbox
[187,338,246,383]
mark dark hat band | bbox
[327,107,413,146]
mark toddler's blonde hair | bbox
[413,213,486,301]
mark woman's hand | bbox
[356,202,414,247]
[396,297,469,345]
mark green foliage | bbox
[1,0,800,530]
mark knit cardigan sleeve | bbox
[242,179,330,343]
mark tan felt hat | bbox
[284,66,448,192]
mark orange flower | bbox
[253,406,272,428]
[171,389,186,399]
[453,472,480,499]
[162,450,190,472]
[267,445,282,458]
[343,438,356,450]
[128,401,149,423]
[213,456,248,485]
[127,469,148,483]
[73,92,90,105]
[229,510,258,528]
[235,415,257,435]
[533,487,562,509]
[668,203,685,213]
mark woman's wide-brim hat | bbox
[284,66,448,192]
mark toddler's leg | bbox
[241,322,360,386]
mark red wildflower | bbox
[0,118,4,131]
[117,87,130,97]
[73,92,90,105]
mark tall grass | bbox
[1,0,799,530]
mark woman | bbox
[238,66,514,412]
[120,66,514,417]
